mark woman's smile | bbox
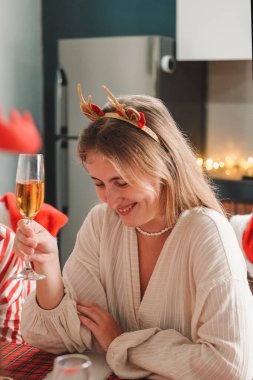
[85,151,165,230]
[116,202,137,216]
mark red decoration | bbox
[91,104,105,116]
[116,109,123,117]
[137,112,146,128]
[0,109,42,153]
[242,215,253,263]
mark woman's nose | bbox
[105,188,119,209]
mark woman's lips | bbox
[117,203,136,216]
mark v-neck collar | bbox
[126,209,191,328]
[126,226,172,327]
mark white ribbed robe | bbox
[21,204,253,380]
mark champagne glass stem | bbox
[24,256,33,272]
[24,218,33,272]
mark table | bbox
[0,341,55,379]
[0,342,122,380]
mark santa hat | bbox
[230,213,253,278]
[0,108,42,153]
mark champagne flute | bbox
[12,154,46,280]
[52,354,92,380]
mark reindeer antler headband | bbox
[77,84,159,142]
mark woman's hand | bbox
[14,219,64,310]
[13,219,58,265]
[77,301,123,352]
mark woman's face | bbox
[85,151,165,230]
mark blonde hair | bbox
[78,94,224,226]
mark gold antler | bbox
[101,85,127,117]
[77,84,104,121]
[102,85,142,123]
[77,83,159,142]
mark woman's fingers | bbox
[13,242,34,259]
[17,219,35,237]
[13,246,33,261]
[79,314,97,329]
[13,219,59,267]
[14,226,37,257]
[77,301,123,351]
[15,231,37,248]
[77,302,104,323]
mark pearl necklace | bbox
[136,225,171,237]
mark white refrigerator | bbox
[55,35,175,265]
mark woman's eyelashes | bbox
[93,181,128,188]
[94,182,105,187]
[115,181,128,187]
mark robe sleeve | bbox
[20,205,107,354]
[106,212,253,380]
[106,278,253,380]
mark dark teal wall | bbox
[42,0,176,204]
[43,0,175,39]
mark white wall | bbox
[0,0,42,194]
[176,0,252,61]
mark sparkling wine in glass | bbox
[52,354,92,380]
[12,154,46,280]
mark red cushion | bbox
[242,215,253,264]
[0,192,68,237]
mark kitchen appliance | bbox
[55,35,175,265]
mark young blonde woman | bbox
[14,85,253,380]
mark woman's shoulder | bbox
[179,206,238,250]
[181,206,229,230]
[76,204,123,255]
[88,203,118,221]
[179,207,247,283]
[82,203,120,233]
[88,202,107,219]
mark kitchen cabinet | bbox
[176,0,252,60]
